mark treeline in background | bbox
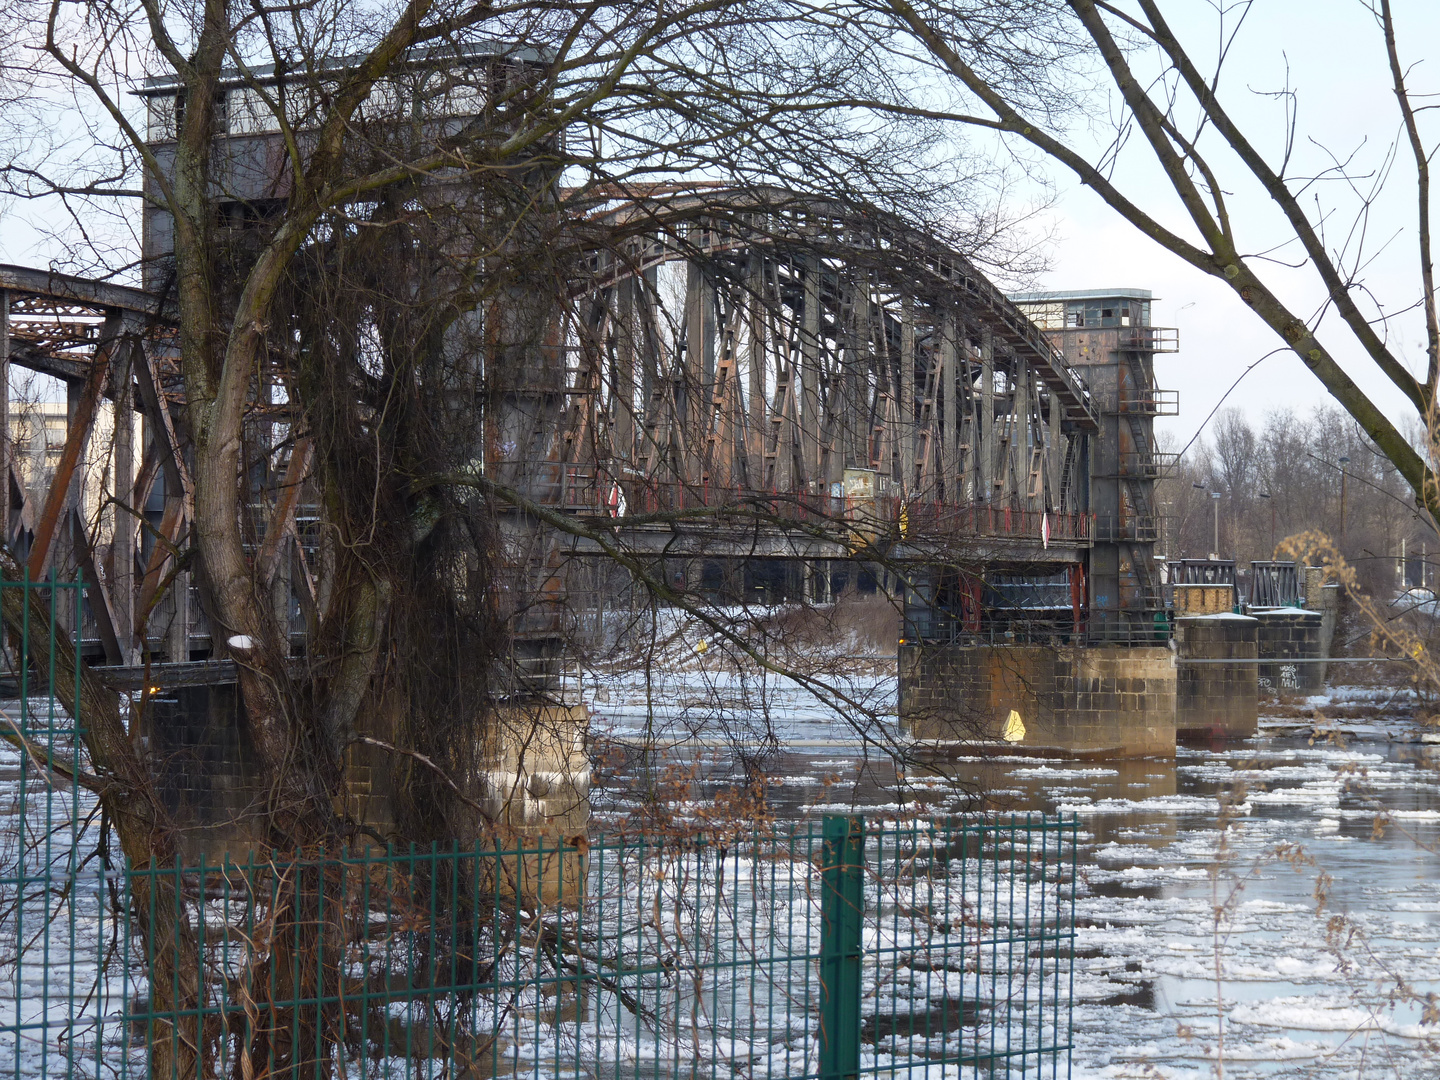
[1159,407,1432,600]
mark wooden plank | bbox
[27,315,122,580]
[135,496,184,626]
[67,508,123,664]
[255,436,313,587]
[131,342,194,519]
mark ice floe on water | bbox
[1057,794,1252,816]
[1033,725,1440,1077]
[588,671,1440,1078]
[7,674,1440,1079]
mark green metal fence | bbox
[0,574,1079,1079]
[0,573,95,1080]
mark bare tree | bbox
[860,0,1440,523]
[0,0,1050,1070]
[1159,405,1423,595]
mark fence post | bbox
[820,815,864,1080]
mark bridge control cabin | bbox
[136,40,554,289]
[1012,289,1177,643]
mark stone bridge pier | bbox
[899,643,1176,757]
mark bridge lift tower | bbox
[1010,290,1179,642]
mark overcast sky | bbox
[1026,0,1440,452]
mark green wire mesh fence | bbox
[0,575,1078,1079]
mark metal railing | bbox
[1117,450,1180,479]
[5,815,1079,1079]
[903,614,1171,648]
[896,502,1092,544]
[1092,514,1161,542]
[1117,326,1179,353]
[1249,561,1302,608]
[496,463,1093,546]
[1114,388,1179,416]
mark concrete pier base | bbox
[1305,567,1341,685]
[1175,614,1258,740]
[145,684,261,861]
[478,703,591,904]
[1254,608,1326,694]
[480,703,591,838]
[141,680,590,877]
[899,644,1177,757]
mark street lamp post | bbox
[1337,455,1351,546]
[1211,491,1222,559]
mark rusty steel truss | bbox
[0,190,1105,678]
[490,190,1098,555]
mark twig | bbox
[349,735,490,819]
[0,706,107,794]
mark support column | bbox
[1015,360,1031,509]
[1176,615,1258,739]
[683,257,706,485]
[272,534,293,654]
[899,294,915,494]
[0,290,8,514]
[62,377,83,580]
[1048,394,1062,510]
[940,313,958,503]
[747,254,766,479]
[641,264,660,408]
[615,275,636,462]
[979,329,994,502]
[801,260,821,486]
[961,343,978,502]
[113,338,135,664]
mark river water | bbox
[590,677,1440,1079]
[3,674,1438,1079]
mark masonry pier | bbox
[1175,614,1258,740]
[899,643,1176,756]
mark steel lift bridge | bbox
[0,190,1132,687]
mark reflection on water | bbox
[595,729,1440,1078]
